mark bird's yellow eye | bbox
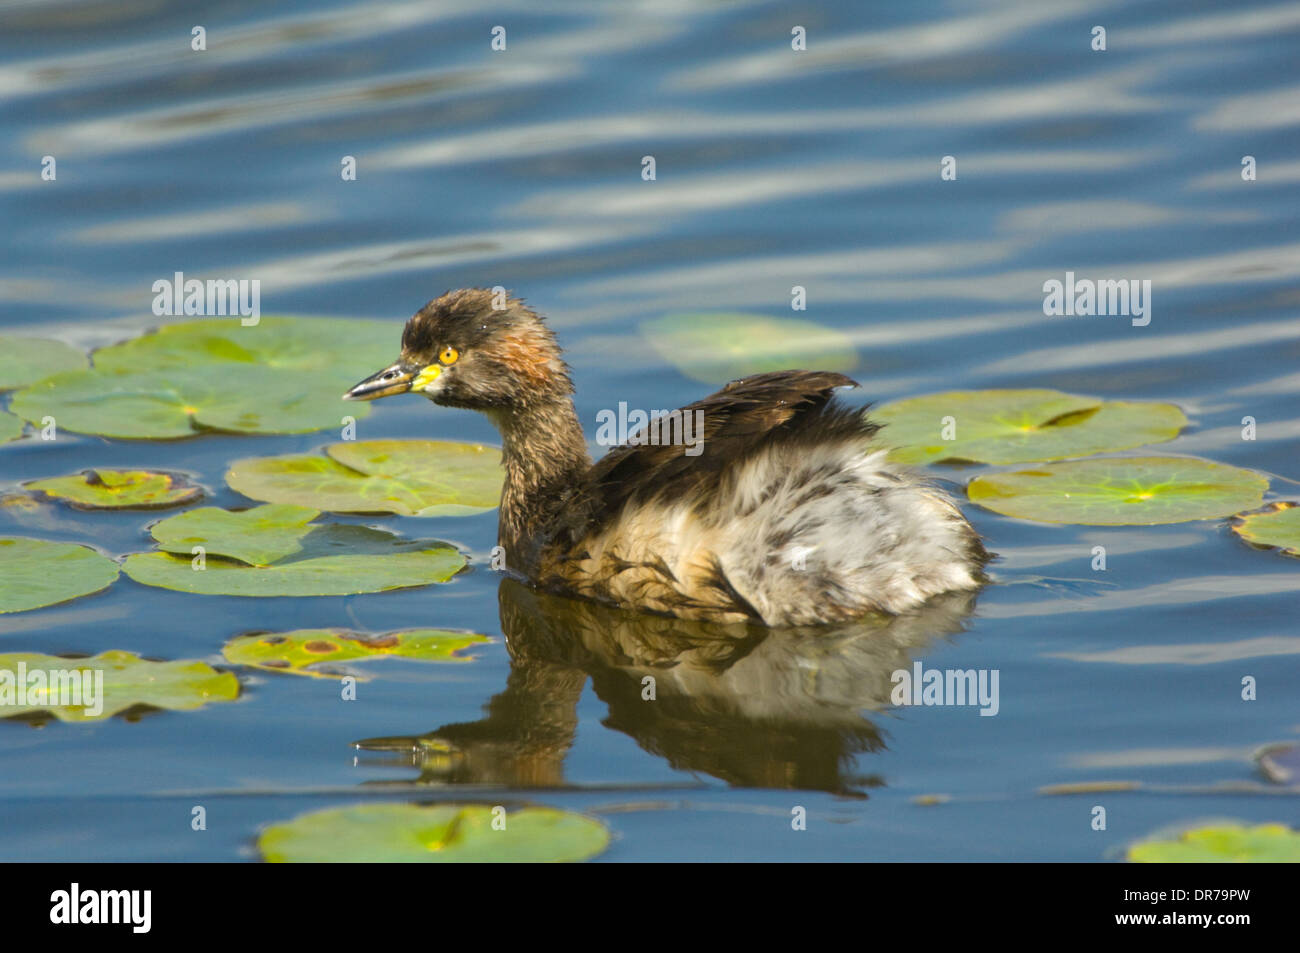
[439,346,459,365]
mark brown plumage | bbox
[346,288,989,625]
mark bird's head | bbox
[344,288,571,411]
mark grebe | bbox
[345,289,988,626]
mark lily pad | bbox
[1231,502,1300,557]
[0,411,22,443]
[92,315,396,382]
[149,504,320,566]
[0,537,120,614]
[227,440,502,516]
[1128,822,1300,862]
[1255,742,1300,784]
[967,457,1268,525]
[258,804,611,863]
[25,469,203,510]
[874,389,1188,464]
[9,364,365,439]
[124,549,463,596]
[223,628,491,678]
[0,336,86,391]
[122,504,465,596]
[640,313,857,384]
[0,650,238,722]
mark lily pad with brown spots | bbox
[223,627,491,679]
[25,469,203,510]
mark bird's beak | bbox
[343,362,417,401]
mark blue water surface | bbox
[0,0,1297,861]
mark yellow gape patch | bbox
[411,365,442,392]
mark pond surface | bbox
[1,0,1297,861]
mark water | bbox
[1,0,1297,861]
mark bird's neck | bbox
[488,396,590,573]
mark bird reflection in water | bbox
[355,579,980,796]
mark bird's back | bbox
[536,371,988,625]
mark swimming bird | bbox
[345,289,988,626]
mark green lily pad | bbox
[640,313,857,384]
[258,804,611,863]
[149,504,320,566]
[0,537,120,614]
[1231,502,1300,557]
[227,440,502,516]
[875,390,1188,464]
[1128,823,1300,862]
[123,549,464,596]
[25,469,203,510]
[92,315,397,381]
[0,336,87,391]
[0,650,238,722]
[123,504,465,596]
[967,457,1268,525]
[7,316,398,440]
[223,628,492,679]
[9,364,365,439]
[0,411,22,443]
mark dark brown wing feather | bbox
[545,370,868,549]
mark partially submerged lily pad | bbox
[0,411,22,443]
[223,628,491,678]
[0,336,86,391]
[25,469,202,510]
[1255,742,1300,784]
[0,650,238,722]
[258,804,611,863]
[874,389,1188,464]
[1127,822,1300,862]
[10,364,364,439]
[1231,502,1300,557]
[967,457,1268,525]
[227,440,501,516]
[0,537,120,614]
[640,313,857,384]
[122,504,465,596]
